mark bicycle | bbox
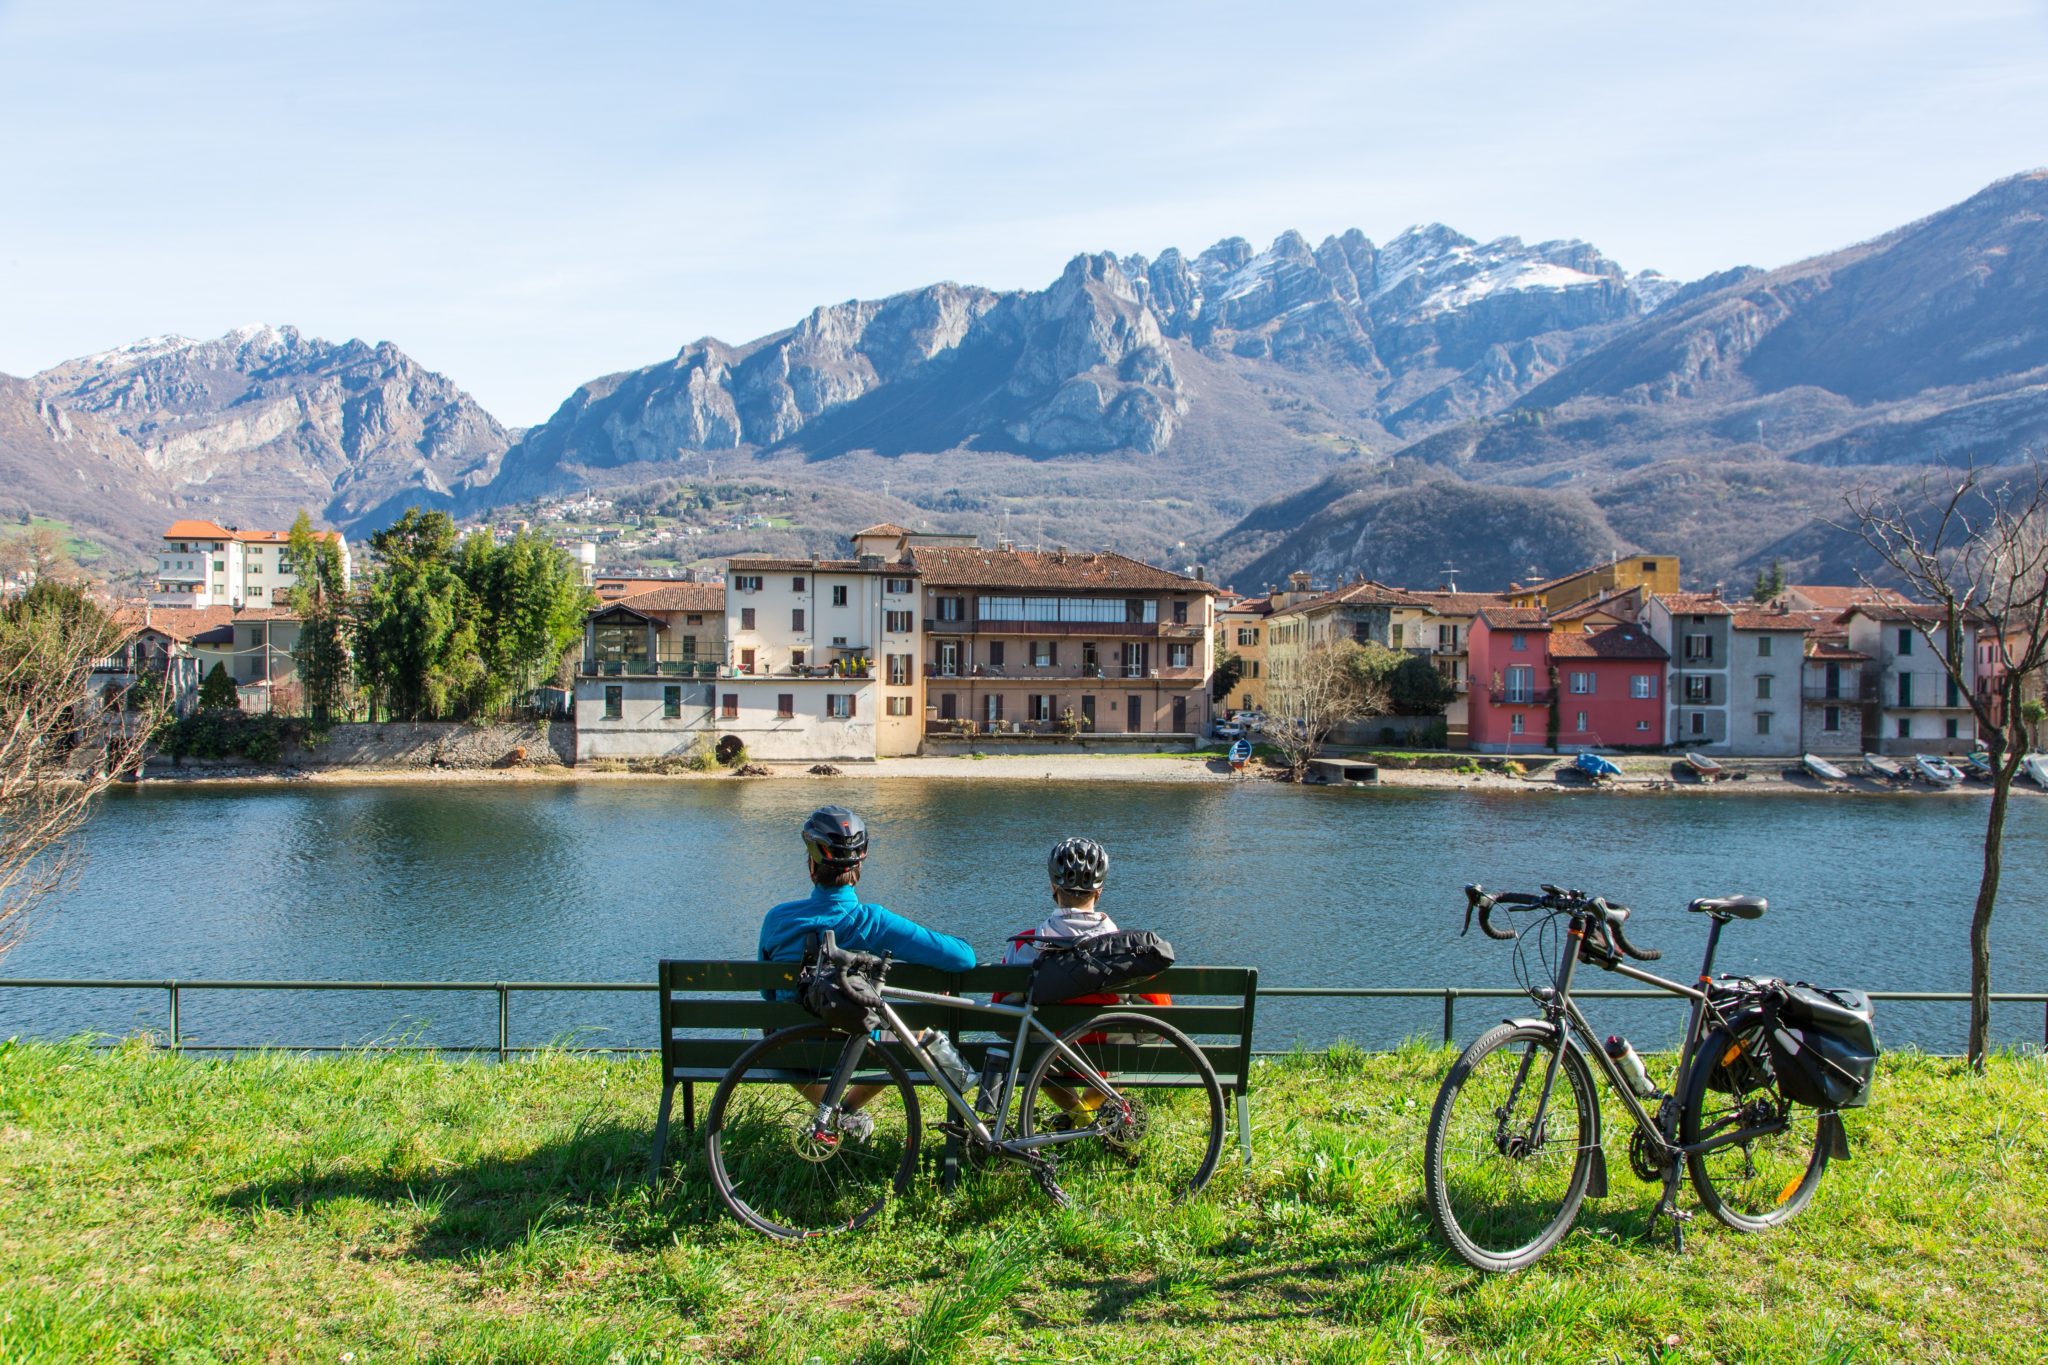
[704,932,1226,1239]
[1423,883,1854,1272]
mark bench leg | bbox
[1235,1090,1252,1164]
[650,1080,675,1190]
[682,1080,696,1135]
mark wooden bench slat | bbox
[665,1003,1248,1036]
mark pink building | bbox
[1468,607,1669,752]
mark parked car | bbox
[1213,721,1244,740]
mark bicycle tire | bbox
[1425,1021,1599,1273]
[1682,1023,1832,1233]
[1016,1011,1225,1205]
[704,1023,921,1239]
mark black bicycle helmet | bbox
[802,805,869,871]
[1048,836,1109,893]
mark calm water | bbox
[3,779,2044,1053]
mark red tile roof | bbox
[854,523,910,538]
[1806,640,1869,661]
[1408,589,1511,616]
[728,557,894,573]
[1653,591,1734,616]
[911,547,1213,593]
[111,605,299,641]
[1729,606,1819,632]
[1553,586,1644,623]
[1283,579,1429,615]
[1548,625,1668,660]
[613,583,725,614]
[1783,584,1910,611]
[1477,606,1549,630]
[161,519,339,543]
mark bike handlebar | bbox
[1460,884,1662,961]
[812,931,890,977]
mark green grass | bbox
[0,1039,2043,1361]
[18,516,107,564]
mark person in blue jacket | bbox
[759,805,976,978]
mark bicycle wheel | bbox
[1016,1012,1224,1209]
[1425,1022,1599,1273]
[1682,1024,1832,1232]
[704,1024,921,1239]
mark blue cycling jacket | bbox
[758,884,977,995]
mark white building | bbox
[151,519,351,610]
[1841,603,1978,754]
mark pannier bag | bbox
[797,961,884,1031]
[1028,929,1175,1005]
[1767,983,1879,1109]
[1704,1018,1778,1096]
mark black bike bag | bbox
[1028,930,1176,1005]
[795,932,885,1032]
[1767,983,1879,1109]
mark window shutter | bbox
[1048,641,1059,666]
[847,693,857,718]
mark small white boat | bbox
[1802,753,1848,782]
[1961,751,1995,780]
[1863,753,1908,781]
[2024,754,2048,789]
[1685,752,1726,781]
[1914,754,1964,786]
[1228,739,1252,772]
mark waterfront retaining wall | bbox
[147,720,574,774]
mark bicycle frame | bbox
[1523,910,1789,1161]
[809,982,1133,1156]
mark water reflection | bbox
[2,780,2041,1052]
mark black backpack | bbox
[1028,929,1176,1005]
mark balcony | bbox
[924,617,1182,638]
[581,659,719,679]
[1486,689,1556,707]
[1802,685,1870,704]
[924,663,1201,683]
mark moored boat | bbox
[1863,753,1907,781]
[1960,750,1995,780]
[1802,753,1848,782]
[1914,754,1964,786]
[2024,754,2048,789]
[1575,750,1623,781]
[1228,738,1252,772]
[1684,752,1725,780]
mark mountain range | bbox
[8,170,2046,590]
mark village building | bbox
[151,520,350,610]
[1502,554,1678,611]
[573,583,726,763]
[1841,603,1979,754]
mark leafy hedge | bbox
[157,712,312,765]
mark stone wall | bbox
[146,720,573,774]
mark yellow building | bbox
[1504,554,1679,611]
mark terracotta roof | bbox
[1219,595,1275,619]
[1654,591,1734,616]
[1548,625,1668,660]
[1478,606,1549,629]
[854,523,909,538]
[1846,602,1962,625]
[1554,586,1644,623]
[111,605,299,642]
[612,583,725,614]
[1806,639,1869,661]
[1283,579,1429,616]
[1407,589,1510,616]
[161,519,340,544]
[910,547,1213,593]
[1729,606,1818,632]
[728,557,898,573]
[1783,584,1910,611]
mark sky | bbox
[2,1,2045,427]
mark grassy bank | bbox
[1,1041,2043,1362]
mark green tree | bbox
[1211,650,1243,703]
[1752,558,1787,602]
[197,661,240,712]
[355,509,478,721]
[453,529,593,717]
[282,510,351,726]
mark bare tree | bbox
[1844,461,2048,1069]
[0,527,78,591]
[1263,640,1386,781]
[0,587,161,959]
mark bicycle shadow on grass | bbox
[211,1114,722,1262]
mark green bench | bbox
[650,959,1259,1187]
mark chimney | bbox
[1194,566,1206,582]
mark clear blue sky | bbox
[3,0,2044,426]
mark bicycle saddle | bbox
[1688,894,1767,920]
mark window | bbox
[1169,643,1192,669]
[1249,661,1260,678]
[884,610,913,634]
[1684,634,1714,662]
[1824,706,1841,733]
[937,596,965,622]
[1631,674,1656,699]
[1756,712,1773,736]
[1510,713,1525,735]
[988,641,1005,667]
[740,607,756,630]
[1757,635,1774,658]
[1897,628,1913,656]
[721,693,738,719]
[792,608,805,631]
[1173,600,1188,624]
[1123,598,1157,623]
[604,685,622,720]
[1504,666,1533,703]
[1030,694,1054,722]
[1569,671,1593,694]
[663,685,681,719]
[1440,624,1461,652]
[885,576,913,594]
[249,586,265,598]
[1032,641,1053,668]
[1236,628,1258,646]
[1511,633,1527,652]
[777,693,795,719]
[983,694,1004,723]
[1575,710,1589,733]
[1641,562,1657,572]
[792,576,805,591]
[1636,720,1651,731]
[733,575,762,592]
[1391,624,1405,649]
[887,654,911,686]
[1947,677,1961,708]
[1684,676,1711,703]
[1898,674,1913,707]
[886,696,912,716]
[827,694,854,719]
[1690,712,1705,735]
[1756,675,1773,700]
[1946,718,1960,739]
[1896,717,1911,739]
[740,648,756,674]
[791,649,805,667]
[214,560,225,571]
[831,585,849,606]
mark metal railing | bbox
[2,978,2043,1058]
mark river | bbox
[2,779,2043,1054]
